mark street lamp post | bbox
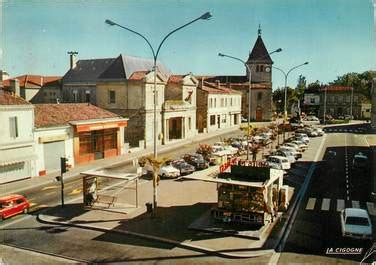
[273,62,309,141]
[218,48,281,160]
[105,12,212,215]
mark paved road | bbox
[278,123,375,264]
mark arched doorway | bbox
[256,106,263,121]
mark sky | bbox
[1,0,375,89]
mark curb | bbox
[37,213,274,259]
[0,243,88,264]
[6,127,242,195]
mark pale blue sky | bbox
[2,0,375,88]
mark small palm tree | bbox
[139,155,170,217]
[249,142,261,161]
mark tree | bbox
[139,155,170,217]
[197,144,213,161]
[249,143,261,161]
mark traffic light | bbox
[60,157,69,174]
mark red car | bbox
[0,194,30,220]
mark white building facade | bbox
[0,92,37,184]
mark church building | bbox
[201,27,274,121]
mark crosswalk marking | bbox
[366,202,376,216]
[337,199,345,212]
[321,198,330,211]
[352,200,360,208]
[306,198,316,210]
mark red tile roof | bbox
[168,75,184,84]
[199,82,242,95]
[0,90,31,105]
[34,103,120,128]
[128,71,149,81]
[2,75,61,88]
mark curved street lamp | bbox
[218,48,282,160]
[105,12,212,216]
[273,62,309,140]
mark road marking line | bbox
[337,199,345,212]
[352,200,360,208]
[68,188,82,195]
[306,198,316,210]
[347,190,349,195]
[366,202,376,215]
[321,198,330,211]
[41,186,59,191]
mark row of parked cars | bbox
[265,127,325,171]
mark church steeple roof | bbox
[247,26,272,63]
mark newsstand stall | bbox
[184,160,284,226]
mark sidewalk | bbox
[1,126,246,196]
[37,165,277,259]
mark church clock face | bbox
[265,66,271,72]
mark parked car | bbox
[294,133,310,144]
[291,140,308,151]
[340,208,372,240]
[266,155,291,170]
[305,115,319,122]
[159,164,181,178]
[171,159,195,175]
[183,154,209,170]
[0,194,30,220]
[284,142,305,153]
[272,149,296,164]
[353,152,368,169]
[313,127,325,136]
[279,146,302,159]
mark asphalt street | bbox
[278,123,375,264]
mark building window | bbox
[257,92,262,101]
[85,91,91,103]
[210,98,213,108]
[310,98,315,104]
[79,132,91,155]
[104,129,117,150]
[260,65,264,72]
[73,90,78,102]
[222,115,226,123]
[9,116,18,138]
[188,117,191,130]
[256,65,260,72]
[221,98,224,107]
[214,98,217,108]
[210,115,216,125]
[109,90,116,104]
[230,98,233,106]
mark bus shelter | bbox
[81,169,139,210]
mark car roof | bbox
[345,208,370,218]
[269,155,288,160]
[0,194,25,201]
[354,152,367,159]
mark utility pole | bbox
[323,86,327,124]
[58,157,69,208]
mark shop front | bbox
[72,119,127,164]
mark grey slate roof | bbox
[247,35,273,63]
[99,54,171,80]
[62,58,115,84]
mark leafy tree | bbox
[197,144,213,160]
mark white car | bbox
[273,150,296,164]
[159,165,180,178]
[313,128,325,136]
[291,140,308,151]
[340,208,372,240]
[294,133,310,144]
[266,156,290,170]
[279,146,302,159]
[353,152,368,169]
[284,142,304,153]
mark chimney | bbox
[215,80,220,88]
[201,77,204,88]
[10,79,20,96]
[67,51,78,69]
